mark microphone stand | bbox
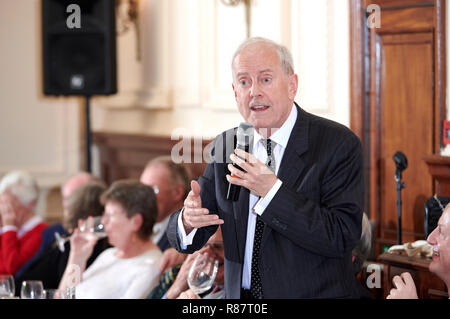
[395,169,405,245]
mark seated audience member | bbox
[155,228,224,299]
[58,180,162,299]
[0,171,47,275]
[352,212,373,298]
[15,172,98,277]
[139,156,191,272]
[15,182,110,290]
[387,202,450,299]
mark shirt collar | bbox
[152,215,170,242]
[253,103,297,149]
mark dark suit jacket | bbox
[15,223,67,278]
[156,231,170,252]
[167,105,364,298]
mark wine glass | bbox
[0,275,15,298]
[187,253,219,295]
[43,289,66,299]
[21,280,45,299]
[54,216,107,252]
[81,216,107,239]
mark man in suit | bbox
[167,37,364,298]
[140,156,191,272]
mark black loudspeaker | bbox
[42,0,117,96]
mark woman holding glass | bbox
[15,181,110,291]
[58,180,162,299]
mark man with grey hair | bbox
[0,170,47,275]
[167,37,365,298]
[140,156,191,273]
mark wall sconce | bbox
[220,0,252,38]
[116,0,141,61]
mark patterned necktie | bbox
[250,138,276,299]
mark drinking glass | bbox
[0,275,15,298]
[44,289,66,299]
[80,216,107,239]
[187,253,218,295]
[55,216,107,252]
[20,280,45,299]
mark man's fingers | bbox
[191,180,201,196]
[400,272,414,286]
[185,181,202,209]
[228,164,246,179]
[184,212,224,228]
[234,148,258,164]
[392,275,404,288]
[184,207,210,216]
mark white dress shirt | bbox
[151,215,170,244]
[177,104,298,290]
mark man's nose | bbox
[427,227,438,245]
[250,82,262,97]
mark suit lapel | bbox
[225,127,250,263]
[261,104,310,248]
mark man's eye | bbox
[240,80,247,86]
[263,77,271,83]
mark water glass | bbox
[0,275,15,298]
[44,289,66,299]
[20,280,45,299]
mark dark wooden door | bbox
[350,0,446,256]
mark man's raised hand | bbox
[181,180,223,234]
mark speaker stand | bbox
[395,173,405,245]
[85,95,92,173]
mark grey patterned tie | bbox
[250,138,276,299]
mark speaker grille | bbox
[42,0,117,96]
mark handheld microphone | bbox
[227,122,254,201]
[393,151,408,181]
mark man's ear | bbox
[232,83,237,100]
[288,73,298,100]
[173,184,186,203]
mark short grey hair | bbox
[0,170,39,206]
[231,37,295,76]
[144,156,192,199]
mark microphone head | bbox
[393,151,408,171]
[236,122,254,148]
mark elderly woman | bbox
[15,181,109,290]
[0,170,47,275]
[58,180,162,299]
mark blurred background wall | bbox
[0,0,357,220]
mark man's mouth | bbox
[250,105,270,111]
[432,246,440,258]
